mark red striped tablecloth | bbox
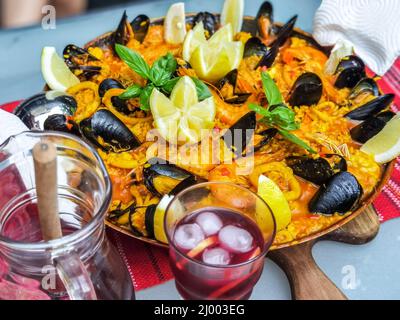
[1,59,400,291]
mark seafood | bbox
[98,78,129,114]
[215,69,251,104]
[348,77,380,100]
[130,15,150,43]
[43,114,80,135]
[345,94,395,120]
[63,44,101,79]
[334,55,366,89]
[288,72,322,106]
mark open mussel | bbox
[130,14,150,43]
[253,128,278,152]
[222,111,256,156]
[114,10,134,49]
[350,110,395,143]
[243,37,279,69]
[190,12,218,36]
[14,91,77,130]
[98,78,130,114]
[215,69,251,104]
[309,171,363,215]
[345,94,395,120]
[63,44,101,79]
[270,15,297,48]
[286,154,346,186]
[43,114,80,135]
[256,43,279,69]
[288,72,322,106]
[256,1,274,38]
[334,55,366,89]
[143,158,197,198]
[80,109,140,153]
[348,77,379,100]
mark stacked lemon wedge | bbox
[183,22,244,83]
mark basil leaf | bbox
[162,77,180,94]
[119,84,143,100]
[268,105,299,130]
[191,77,212,101]
[261,71,283,107]
[278,129,316,154]
[115,44,151,80]
[139,85,154,111]
[150,53,177,86]
[249,103,270,117]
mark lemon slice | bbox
[150,76,216,144]
[41,46,80,91]
[164,2,187,44]
[208,23,233,45]
[220,0,244,35]
[182,22,207,62]
[153,195,174,243]
[360,114,400,163]
[257,174,291,231]
[170,75,198,110]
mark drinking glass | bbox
[165,182,276,300]
[0,131,134,300]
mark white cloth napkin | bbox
[0,109,28,145]
[313,0,400,75]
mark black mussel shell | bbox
[350,110,396,143]
[215,69,238,90]
[43,114,80,135]
[143,158,197,198]
[14,91,77,130]
[348,77,379,100]
[256,43,279,69]
[309,171,363,215]
[98,78,124,97]
[345,94,394,120]
[109,201,137,220]
[80,109,140,153]
[113,10,132,49]
[324,154,347,172]
[257,1,274,38]
[254,128,278,152]
[286,156,334,186]
[243,37,268,58]
[145,204,157,239]
[130,14,150,43]
[288,72,322,106]
[270,15,297,48]
[222,111,256,156]
[225,93,252,104]
[334,55,366,89]
[191,12,217,36]
[63,44,101,79]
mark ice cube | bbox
[174,223,205,250]
[218,225,254,253]
[195,211,223,236]
[202,247,231,265]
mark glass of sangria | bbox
[165,182,276,300]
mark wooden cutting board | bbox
[268,205,380,300]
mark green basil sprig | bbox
[249,72,316,153]
[115,44,211,110]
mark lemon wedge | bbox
[150,76,215,144]
[41,46,80,91]
[164,2,187,44]
[153,195,174,243]
[220,0,244,35]
[182,22,207,62]
[257,174,291,231]
[360,114,400,163]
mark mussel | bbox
[288,72,322,106]
[309,171,363,215]
[350,110,396,143]
[190,12,218,36]
[243,37,268,58]
[270,15,297,48]
[286,155,346,186]
[345,94,395,120]
[130,14,150,43]
[334,55,366,89]
[222,111,256,156]
[98,78,130,114]
[14,91,77,130]
[253,128,278,152]
[113,10,133,49]
[144,204,157,239]
[256,43,279,69]
[143,158,197,198]
[215,69,251,104]
[63,44,101,79]
[79,109,140,153]
[109,201,137,220]
[348,77,379,100]
[256,1,274,38]
[43,114,80,135]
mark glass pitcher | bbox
[0,131,135,300]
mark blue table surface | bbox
[0,0,399,299]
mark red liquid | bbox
[170,208,265,300]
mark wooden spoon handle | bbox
[269,241,347,300]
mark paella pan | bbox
[16,1,397,250]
